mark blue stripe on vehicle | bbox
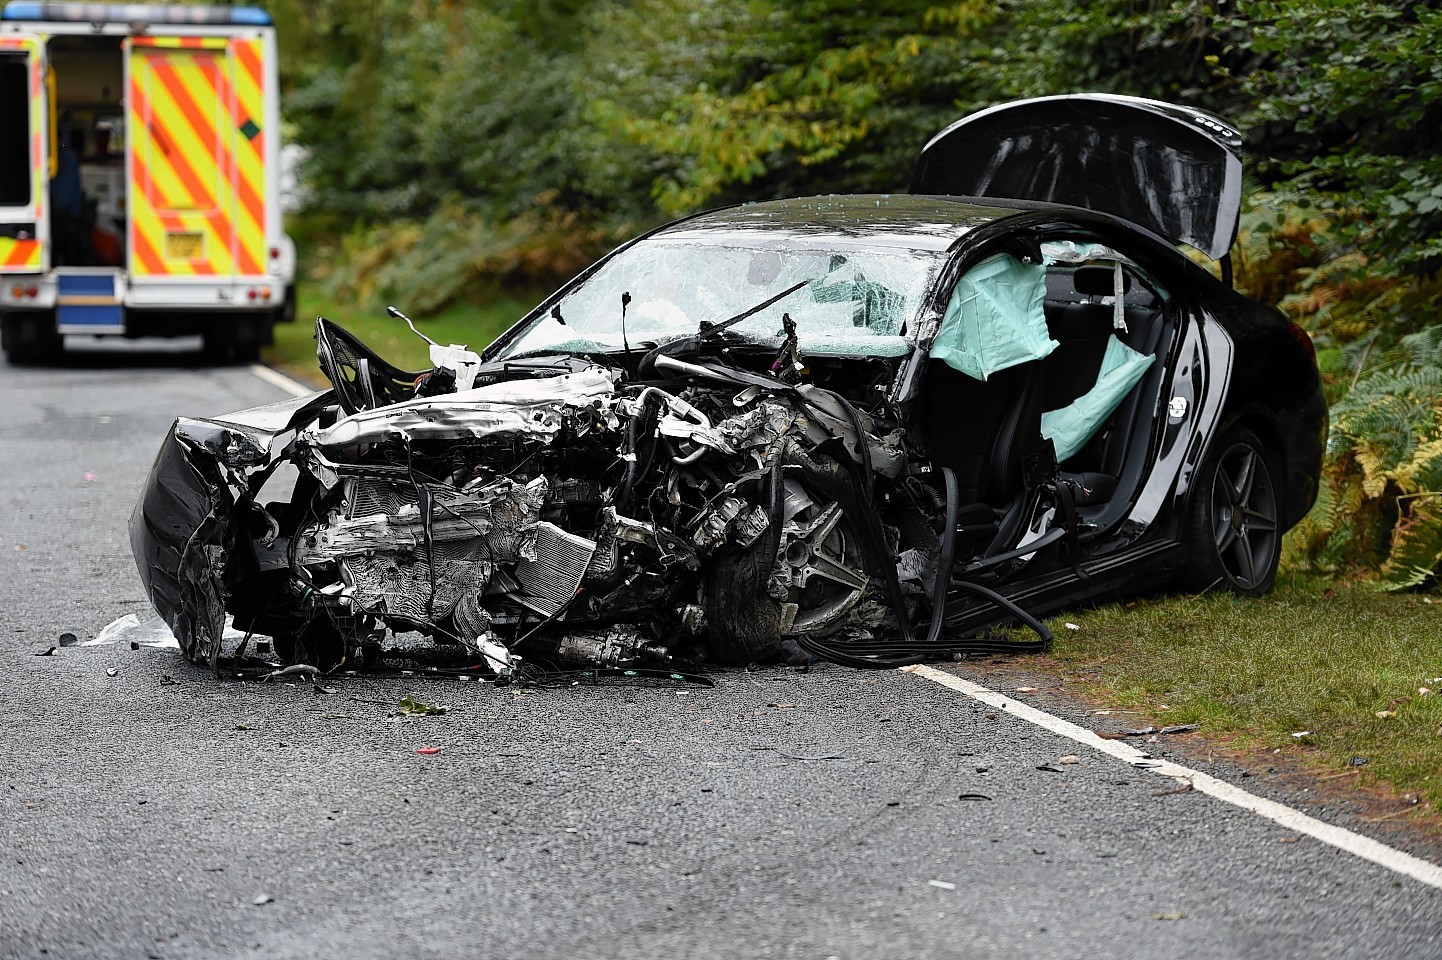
[56,273,116,296]
[57,304,123,327]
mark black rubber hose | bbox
[945,578,1053,649]
[924,466,958,646]
[796,466,959,670]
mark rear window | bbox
[0,56,30,206]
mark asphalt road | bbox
[2,340,1440,960]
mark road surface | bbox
[1,341,1439,959]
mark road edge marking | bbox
[908,664,1442,892]
[249,363,315,398]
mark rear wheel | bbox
[2,313,63,366]
[1183,425,1281,596]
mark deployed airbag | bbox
[1041,334,1155,462]
[932,254,1057,381]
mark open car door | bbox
[911,94,1244,261]
[0,34,49,273]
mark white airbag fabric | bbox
[1041,334,1155,462]
[932,254,1057,381]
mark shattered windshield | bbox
[496,235,948,360]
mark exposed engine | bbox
[131,315,1050,677]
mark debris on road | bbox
[264,664,321,681]
[85,613,183,650]
[415,746,443,756]
[395,696,449,717]
[34,646,56,657]
[927,880,957,890]
[58,632,78,647]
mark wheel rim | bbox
[1209,441,1279,589]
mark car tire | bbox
[705,546,786,666]
[706,483,869,665]
[2,314,63,366]
[1183,425,1282,596]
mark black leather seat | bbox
[921,359,1047,507]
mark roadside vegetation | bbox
[251,1,1441,810]
[1039,583,1442,818]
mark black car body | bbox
[131,95,1326,673]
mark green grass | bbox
[1036,583,1442,811]
[262,289,541,387]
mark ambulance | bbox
[0,2,294,363]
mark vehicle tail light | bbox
[269,246,280,259]
[247,288,258,301]
[1288,321,1317,362]
[25,285,38,298]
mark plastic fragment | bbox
[1036,763,1065,773]
[957,793,992,801]
[85,613,183,649]
[265,664,321,681]
[1064,622,1081,631]
[928,880,957,890]
[58,632,78,646]
[415,746,442,756]
[1015,686,1037,693]
[1290,730,1312,738]
[252,895,273,906]
[1159,723,1200,735]
[106,668,118,677]
[1058,755,1080,764]
[35,646,56,657]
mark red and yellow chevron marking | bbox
[0,239,41,269]
[0,35,47,273]
[127,36,267,279]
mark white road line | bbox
[248,363,316,398]
[908,664,1442,892]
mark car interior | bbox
[920,249,1174,564]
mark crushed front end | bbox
[130,314,982,675]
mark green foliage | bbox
[1222,1,1442,275]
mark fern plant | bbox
[1297,329,1442,588]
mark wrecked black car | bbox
[131,95,1326,674]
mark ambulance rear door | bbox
[0,33,49,274]
[124,34,267,286]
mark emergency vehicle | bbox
[0,2,294,363]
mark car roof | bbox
[657,194,1031,252]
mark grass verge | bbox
[1029,582,1442,816]
[262,289,540,388]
